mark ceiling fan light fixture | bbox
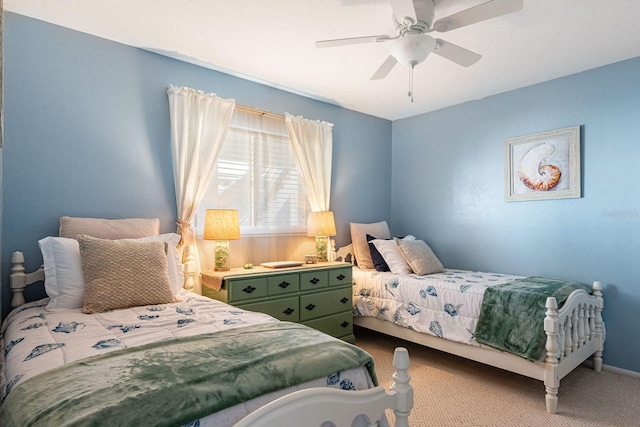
[389,34,437,66]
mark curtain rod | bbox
[235,104,285,120]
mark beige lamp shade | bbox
[307,211,336,237]
[203,209,241,240]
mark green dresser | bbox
[201,262,354,343]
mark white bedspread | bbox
[1,293,378,426]
[352,268,522,346]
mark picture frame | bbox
[504,125,581,202]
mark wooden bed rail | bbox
[234,347,413,427]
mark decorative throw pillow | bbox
[78,235,176,314]
[396,238,445,276]
[370,237,413,275]
[350,221,391,269]
[366,234,390,272]
[38,236,86,311]
[59,216,160,239]
[126,233,184,295]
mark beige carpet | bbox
[354,326,640,427]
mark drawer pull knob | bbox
[337,274,346,280]
[242,286,256,294]
[340,321,350,328]
[283,308,295,315]
[278,281,290,289]
[340,297,349,304]
[309,277,320,285]
[305,304,316,311]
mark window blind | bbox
[196,110,310,236]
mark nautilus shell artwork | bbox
[518,142,561,191]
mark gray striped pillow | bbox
[396,238,445,276]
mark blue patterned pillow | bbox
[366,234,390,272]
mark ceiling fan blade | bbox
[370,55,398,80]
[315,35,391,48]
[433,39,481,67]
[431,0,523,33]
[389,0,417,24]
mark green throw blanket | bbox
[475,277,591,360]
[0,322,375,427]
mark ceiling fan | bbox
[316,0,524,100]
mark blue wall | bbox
[2,13,392,315]
[392,57,640,372]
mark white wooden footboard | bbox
[235,347,413,427]
[543,281,604,413]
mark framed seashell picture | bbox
[504,125,581,202]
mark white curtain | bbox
[285,113,334,212]
[167,85,235,293]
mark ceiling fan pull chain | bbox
[408,61,415,103]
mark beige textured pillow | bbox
[396,238,445,276]
[60,216,160,239]
[350,221,391,269]
[78,235,176,314]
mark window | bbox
[196,108,310,236]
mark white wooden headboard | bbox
[335,243,355,264]
[9,250,197,309]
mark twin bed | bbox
[0,217,413,427]
[342,220,605,415]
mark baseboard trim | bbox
[602,364,640,379]
[583,360,640,379]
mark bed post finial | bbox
[10,251,46,309]
[391,347,413,427]
[10,251,27,308]
[543,296,560,414]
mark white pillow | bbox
[38,233,185,311]
[350,221,391,269]
[371,236,415,275]
[38,236,86,311]
[128,233,184,295]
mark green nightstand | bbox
[201,262,354,343]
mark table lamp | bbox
[204,209,241,271]
[307,211,336,262]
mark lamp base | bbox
[214,240,231,271]
[315,236,329,262]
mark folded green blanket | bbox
[0,322,375,427]
[475,277,591,360]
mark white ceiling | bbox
[7,0,640,121]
